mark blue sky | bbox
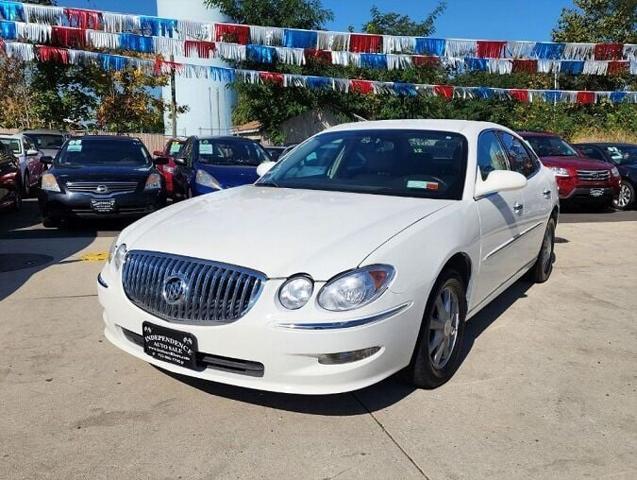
[60,0,573,42]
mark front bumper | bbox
[560,186,616,204]
[97,266,424,395]
[39,189,165,219]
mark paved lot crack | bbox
[351,392,430,479]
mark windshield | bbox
[607,145,637,165]
[27,134,65,149]
[166,140,184,156]
[0,138,22,154]
[259,130,468,200]
[525,136,578,157]
[198,139,264,166]
[56,139,152,167]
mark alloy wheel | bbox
[540,226,554,275]
[615,183,633,209]
[428,286,460,370]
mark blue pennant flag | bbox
[140,16,177,37]
[0,1,23,21]
[393,83,418,96]
[532,42,565,59]
[0,19,16,39]
[305,76,333,89]
[360,53,388,69]
[246,45,277,64]
[465,57,488,72]
[120,33,154,53]
[609,91,627,103]
[99,54,129,71]
[415,38,445,56]
[544,90,563,102]
[210,66,235,82]
[560,61,584,75]
[282,29,317,49]
[474,87,495,99]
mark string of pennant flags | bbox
[2,39,636,105]
[0,1,636,77]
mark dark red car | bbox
[153,139,185,199]
[518,132,621,209]
[0,141,22,212]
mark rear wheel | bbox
[22,172,31,197]
[614,180,635,210]
[529,218,556,283]
[12,189,22,211]
[405,270,467,389]
[42,216,60,228]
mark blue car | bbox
[168,136,271,198]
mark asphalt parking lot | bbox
[1,199,636,480]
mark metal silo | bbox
[156,0,234,137]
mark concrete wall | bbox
[156,0,234,138]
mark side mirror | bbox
[27,149,39,156]
[40,156,53,165]
[153,156,169,166]
[174,157,186,166]
[257,161,276,177]
[153,150,164,157]
[475,170,527,198]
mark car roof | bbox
[195,135,256,143]
[517,131,561,137]
[325,119,519,138]
[0,134,22,139]
[22,129,66,135]
[575,142,636,147]
[68,135,143,142]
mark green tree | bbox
[552,0,637,43]
[363,2,446,36]
[203,0,333,29]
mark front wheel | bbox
[529,218,556,283]
[12,189,22,211]
[404,269,467,389]
[22,172,31,197]
[614,180,635,210]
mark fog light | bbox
[318,347,381,365]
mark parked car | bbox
[39,136,167,227]
[98,120,559,394]
[518,132,621,209]
[22,129,68,158]
[152,138,186,200]
[156,136,271,198]
[0,133,46,196]
[0,142,22,212]
[574,143,637,210]
[264,146,286,162]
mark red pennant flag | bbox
[349,34,383,53]
[38,46,70,64]
[350,79,375,94]
[184,40,216,59]
[215,23,250,45]
[412,56,440,67]
[433,85,454,100]
[259,71,284,86]
[576,91,596,104]
[51,26,86,48]
[512,59,538,74]
[607,61,629,76]
[305,48,332,64]
[594,43,624,61]
[509,89,530,102]
[64,8,102,30]
[476,41,506,58]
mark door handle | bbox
[543,189,552,199]
[513,202,524,215]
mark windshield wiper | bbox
[257,180,281,188]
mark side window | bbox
[24,137,35,153]
[477,131,509,180]
[579,146,604,161]
[498,132,538,178]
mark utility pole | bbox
[170,54,177,138]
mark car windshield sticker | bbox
[407,180,439,191]
[67,139,82,152]
[169,142,181,154]
[199,143,213,155]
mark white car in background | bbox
[0,134,46,196]
[98,120,559,394]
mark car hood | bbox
[123,185,454,279]
[53,165,153,183]
[40,148,59,158]
[539,155,611,170]
[198,163,259,188]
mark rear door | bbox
[473,130,526,305]
[498,132,551,265]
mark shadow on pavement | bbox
[165,279,535,415]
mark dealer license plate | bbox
[589,189,605,198]
[91,198,116,213]
[142,322,199,370]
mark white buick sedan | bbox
[98,120,559,394]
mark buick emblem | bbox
[162,275,188,306]
[96,185,109,194]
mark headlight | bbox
[318,265,395,312]
[195,170,223,190]
[112,243,127,271]
[41,173,61,192]
[611,167,620,177]
[278,275,314,310]
[550,167,571,177]
[144,173,162,190]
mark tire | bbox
[404,269,467,389]
[42,216,60,228]
[22,172,30,197]
[12,189,22,211]
[529,218,556,284]
[614,180,635,210]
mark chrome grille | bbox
[576,170,610,182]
[122,251,265,325]
[65,181,138,194]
